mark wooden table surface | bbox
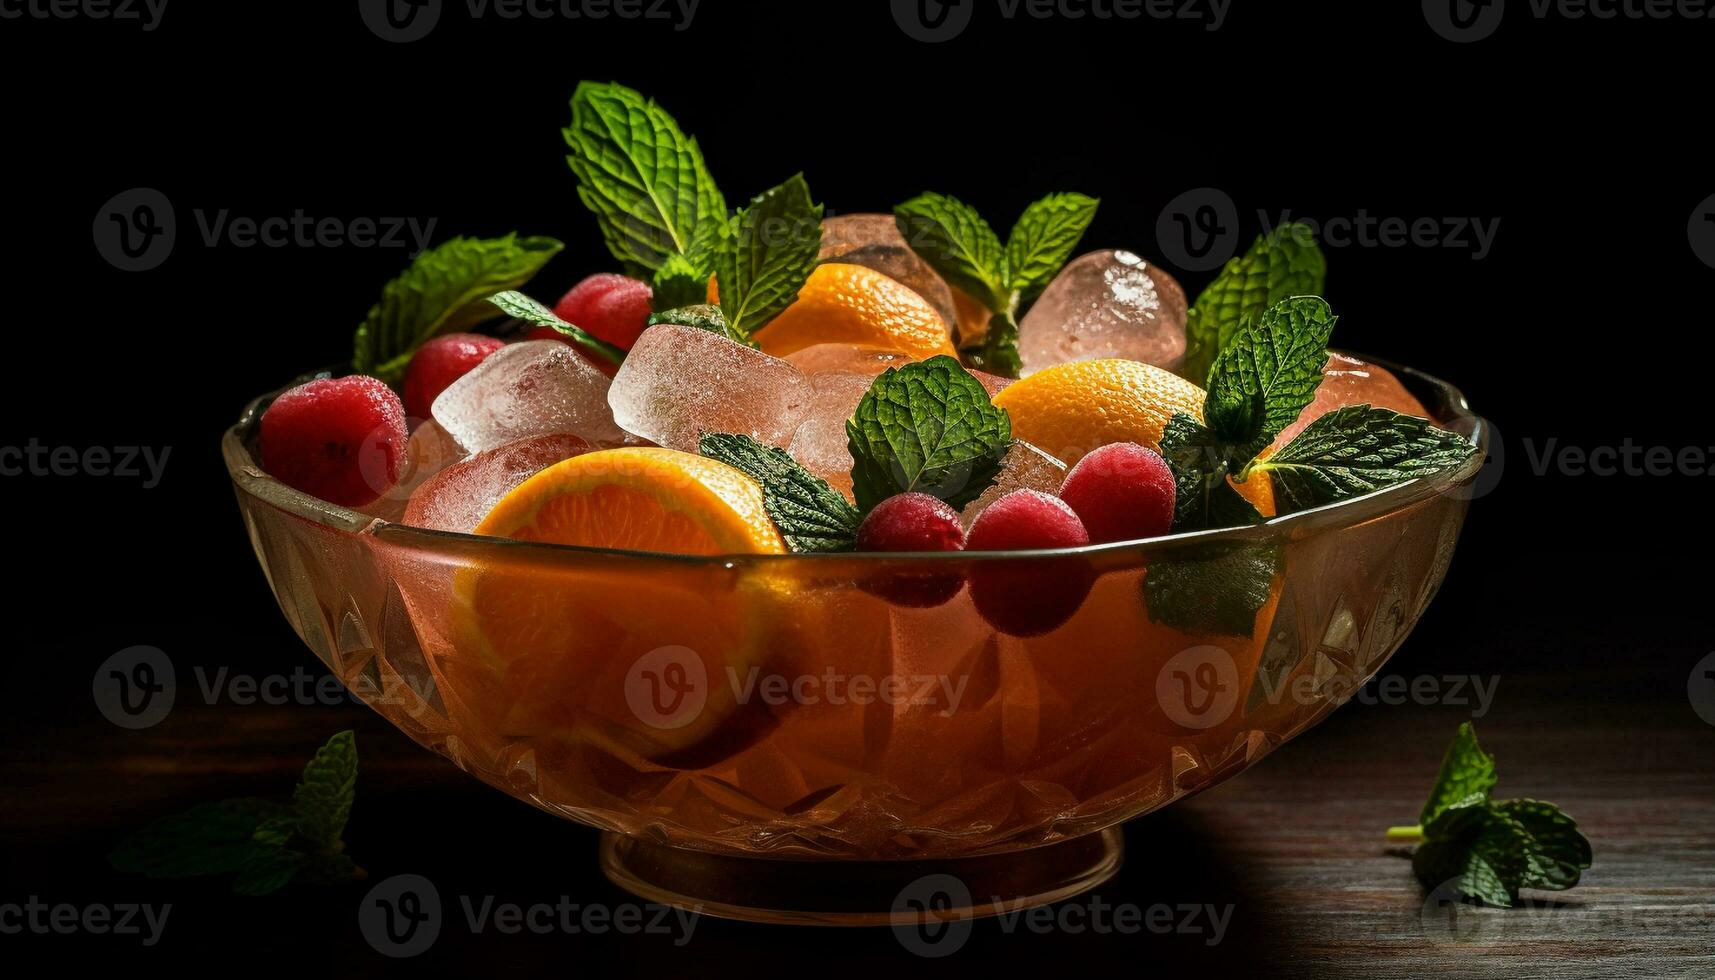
[5,667,1712,978]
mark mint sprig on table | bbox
[701,356,1013,552]
[1390,723,1593,907]
[563,81,727,286]
[895,191,1099,377]
[110,731,363,896]
[350,234,564,383]
[1182,222,1327,384]
[486,290,626,364]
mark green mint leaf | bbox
[698,433,861,552]
[351,234,564,383]
[1205,296,1336,456]
[1496,800,1593,891]
[845,355,1012,511]
[1413,806,1533,908]
[488,291,626,365]
[1252,405,1478,514]
[1006,192,1099,299]
[647,303,754,347]
[979,309,1023,379]
[651,253,711,311]
[894,192,1010,313]
[1159,413,1264,532]
[1419,721,1499,826]
[1183,223,1327,384]
[232,846,304,897]
[563,81,725,277]
[292,730,358,851]
[1144,542,1280,638]
[715,173,824,337]
[109,798,289,879]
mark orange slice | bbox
[747,263,957,360]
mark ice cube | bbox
[608,324,812,451]
[786,372,871,496]
[1273,353,1432,448]
[960,441,1067,529]
[431,340,626,453]
[356,419,468,522]
[403,433,593,534]
[820,214,960,334]
[784,343,914,378]
[1017,250,1188,376]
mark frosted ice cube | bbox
[1273,353,1432,448]
[820,214,960,333]
[608,324,813,452]
[403,432,593,534]
[357,419,468,522]
[431,340,626,453]
[960,441,1067,529]
[784,343,914,378]
[787,372,871,497]
[1017,250,1188,376]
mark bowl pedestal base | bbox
[599,827,1124,927]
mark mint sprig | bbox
[1205,295,1337,459]
[699,433,861,552]
[1250,405,1478,512]
[651,253,712,311]
[647,303,753,347]
[1391,723,1593,908]
[487,290,626,364]
[895,191,1098,377]
[1183,223,1327,384]
[846,355,1013,512]
[111,731,364,896]
[715,174,824,340]
[564,81,726,280]
[351,234,564,383]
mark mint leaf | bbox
[715,174,824,338]
[352,235,564,383]
[652,253,710,311]
[647,304,753,347]
[292,730,358,850]
[699,433,861,552]
[232,847,304,897]
[1205,296,1336,455]
[1414,807,1534,909]
[894,192,1010,312]
[1497,800,1593,891]
[109,799,289,879]
[1006,192,1099,299]
[564,81,726,278]
[977,309,1022,379]
[1159,413,1264,532]
[487,291,626,365]
[1420,721,1498,825]
[1183,223,1327,384]
[1144,542,1280,638]
[1252,405,1477,513]
[846,355,1012,511]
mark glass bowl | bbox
[223,354,1486,925]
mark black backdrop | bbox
[4,0,1710,971]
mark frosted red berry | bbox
[260,376,408,507]
[966,489,1094,636]
[401,333,504,420]
[553,273,654,351]
[1058,442,1177,544]
[855,492,967,607]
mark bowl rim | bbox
[224,350,1487,564]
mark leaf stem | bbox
[1386,824,1425,844]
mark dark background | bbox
[3,0,1710,975]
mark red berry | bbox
[856,492,967,607]
[966,490,1094,636]
[524,327,621,378]
[553,273,654,351]
[401,333,504,420]
[260,376,408,507]
[1058,443,1177,544]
